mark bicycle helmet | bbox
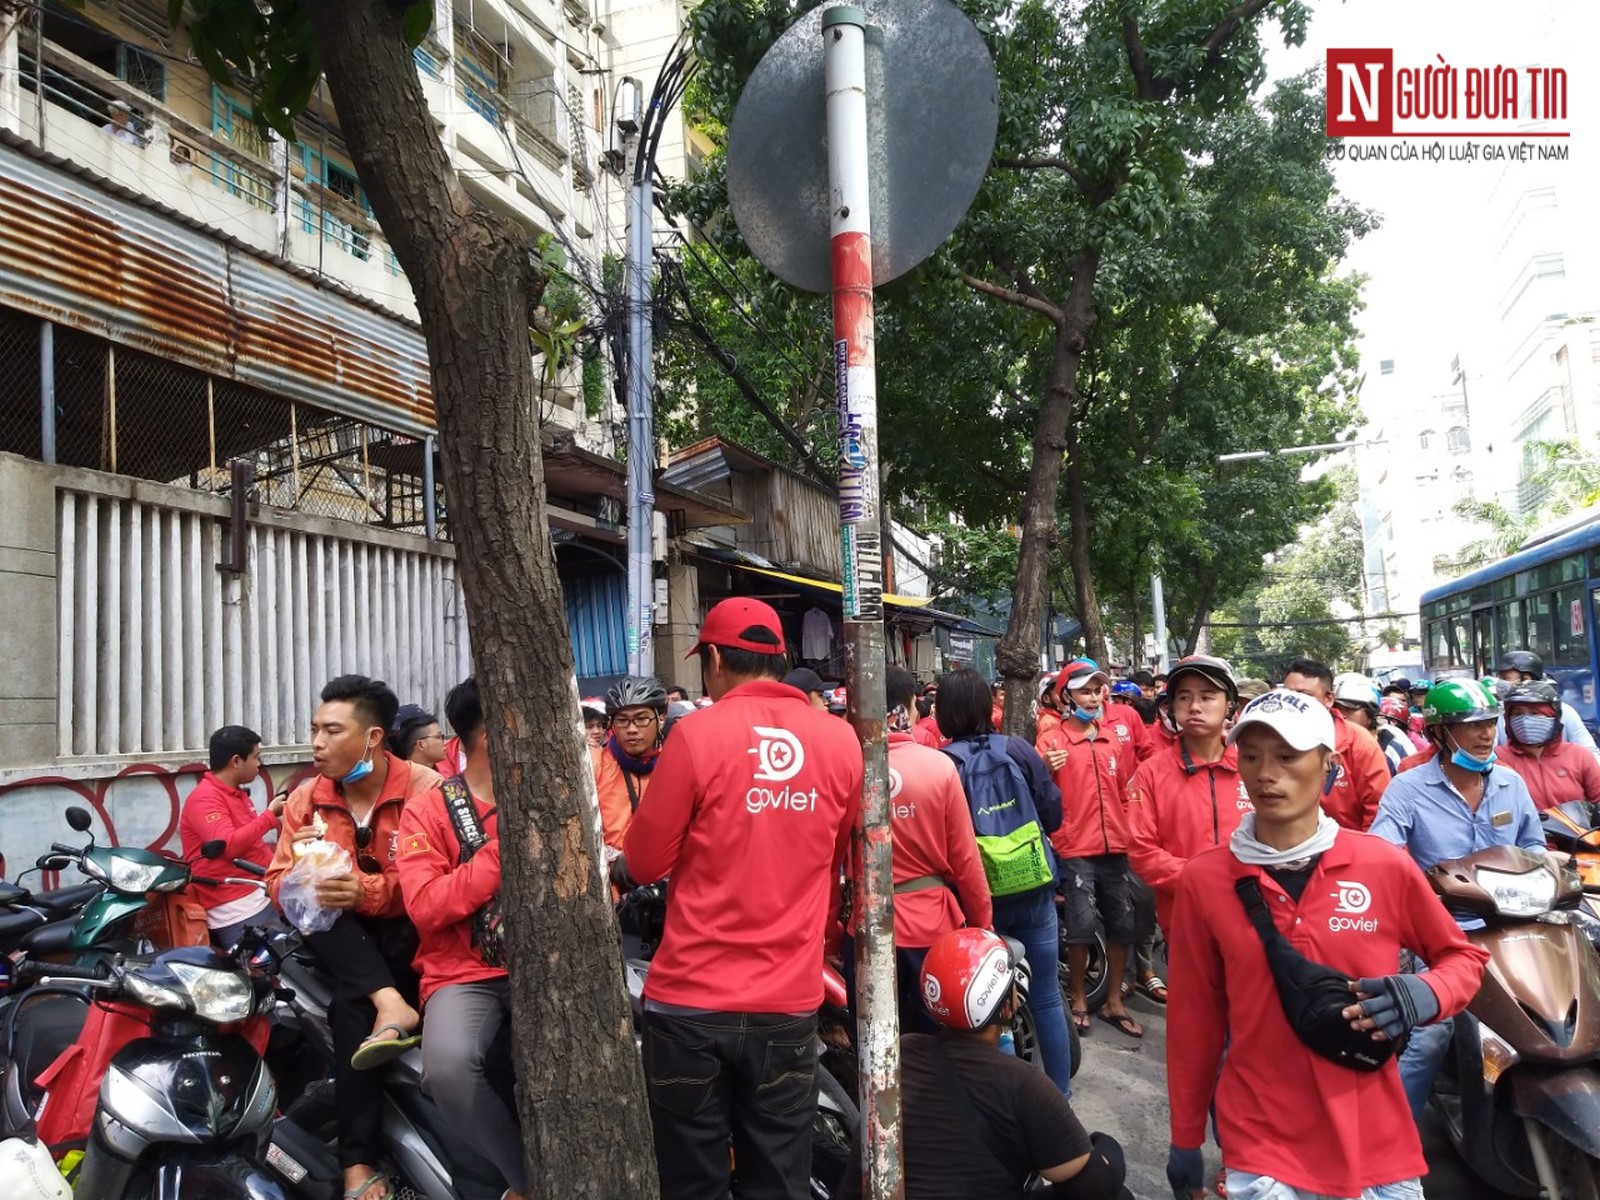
[1496,650,1545,679]
[1422,678,1500,726]
[919,927,1019,1032]
[1378,695,1412,726]
[1166,654,1239,705]
[1332,673,1381,713]
[1503,679,1560,709]
[605,676,668,716]
[1111,679,1144,701]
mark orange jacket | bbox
[266,753,441,920]
[1036,718,1130,859]
[1125,742,1252,932]
[589,743,652,849]
[396,780,505,1005]
[1323,708,1390,831]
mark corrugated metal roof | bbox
[0,142,434,436]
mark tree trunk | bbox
[304,3,658,1194]
[1062,417,1107,664]
[1185,572,1220,657]
[997,247,1099,736]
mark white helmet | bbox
[1332,673,1381,711]
[0,1138,72,1200]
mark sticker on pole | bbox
[842,526,884,622]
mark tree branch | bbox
[1201,0,1276,64]
[961,272,1065,326]
[995,154,1096,197]
[1129,318,1231,460]
[1121,12,1161,101]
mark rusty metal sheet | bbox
[0,143,434,435]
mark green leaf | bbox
[402,2,435,49]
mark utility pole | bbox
[624,126,655,677]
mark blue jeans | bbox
[1224,1170,1424,1200]
[992,886,1073,1095]
[1398,1018,1454,1120]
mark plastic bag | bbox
[277,841,354,934]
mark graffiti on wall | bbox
[0,760,314,884]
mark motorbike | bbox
[1427,845,1600,1198]
[1542,799,1600,946]
[0,942,287,1198]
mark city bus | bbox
[1420,508,1600,731]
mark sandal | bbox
[1070,1007,1092,1034]
[1214,1167,1229,1197]
[343,1172,390,1200]
[350,1022,421,1071]
[1139,975,1169,1004]
[1096,1010,1143,1038]
[1120,978,1134,1000]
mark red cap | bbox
[685,596,787,659]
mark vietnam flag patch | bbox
[401,832,432,857]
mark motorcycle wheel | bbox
[1533,1120,1600,1200]
[1009,995,1080,1079]
[1057,916,1110,1013]
[809,1068,857,1199]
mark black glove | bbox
[609,855,635,891]
[1354,974,1440,1040]
[1166,1145,1204,1200]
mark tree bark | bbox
[303,3,658,1194]
[997,247,1099,736]
[1062,416,1107,664]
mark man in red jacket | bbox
[1126,657,1251,940]
[622,597,863,1200]
[1164,690,1488,1200]
[397,678,525,1200]
[1036,659,1140,1039]
[178,725,287,947]
[867,665,992,1031]
[1283,657,1390,830]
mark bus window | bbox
[1450,612,1473,668]
[1553,583,1587,664]
[1427,618,1450,669]
[1494,601,1524,664]
[1526,593,1555,661]
[1473,611,1493,676]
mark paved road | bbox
[1062,990,1514,1200]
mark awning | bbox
[742,564,932,610]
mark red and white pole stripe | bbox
[824,8,902,1199]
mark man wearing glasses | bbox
[592,676,670,855]
[267,674,442,1200]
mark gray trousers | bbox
[421,977,526,1193]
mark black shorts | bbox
[1059,854,1135,946]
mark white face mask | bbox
[1508,712,1558,745]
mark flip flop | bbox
[1070,1008,1092,1034]
[1120,979,1134,1000]
[1139,975,1169,1004]
[351,1022,421,1071]
[1096,1010,1143,1038]
[343,1172,389,1200]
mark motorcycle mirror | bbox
[35,853,72,872]
[200,839,227,860]
[64,807,93,834]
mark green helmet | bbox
[1422,678,1501,726]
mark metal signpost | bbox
[726,6,996,1195]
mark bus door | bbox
[1472,609,1494,677]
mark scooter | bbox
[1427,845,1600,1198]
[0,941,287,1198]
[1542,799,1600,946]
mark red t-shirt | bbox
[1167,832,1489,1195]
[1125,742,1251,933]
[1499,738,1600,811]
[1324,708,1390,831]
[622,679,863,1012]
[1036,719,1129,859]
[178,773,278,917]
[396,781,505,1005]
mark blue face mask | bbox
[340,750,375,786]
[1072,705,1099,725]
[1446,732,1496,773]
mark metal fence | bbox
[56,479,469,757]
[0,305,445,537]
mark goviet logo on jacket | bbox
[746,726,820,815]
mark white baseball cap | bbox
[1226,688,1336,752]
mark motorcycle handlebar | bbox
[33,960,110,982]
[49,843,82,856]
[232,859,268,877]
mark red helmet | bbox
[1378,695,1411,726]
[919,928,1017,1031]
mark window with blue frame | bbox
[298,143,372,261]
[209,87,272,209]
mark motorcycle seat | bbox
[0,908,46,951]
[0,882,29,907]
[20,920,77,954]
[7,993,89,1097]
[29,883,102,915]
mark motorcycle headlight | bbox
[122,970,190,1013]
[104,855,168,894]
[1475,865,1557,917]
[168,960,255,1023]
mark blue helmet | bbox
[1111,679,1143,700]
